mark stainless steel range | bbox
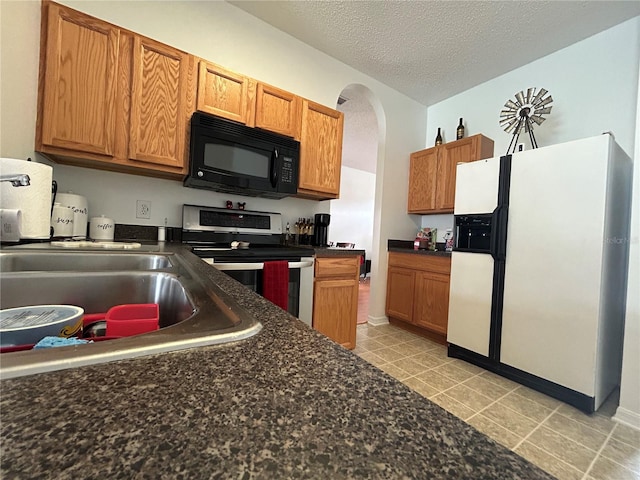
[182,205,314,325]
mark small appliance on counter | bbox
[312,213,330,247]
[0,158,53,242]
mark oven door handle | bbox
[203,260,314,270]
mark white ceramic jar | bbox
[89,216,115,241]
[55,192,88,240]
[51,203,74,239]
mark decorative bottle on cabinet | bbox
[456,118,465,140]
[435,128,443,146]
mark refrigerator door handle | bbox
[490,205,508,261]
[490,206,501,260]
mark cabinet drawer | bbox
[388,252,451,275]
[315,256,360,278]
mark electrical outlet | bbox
[136,200,151,219]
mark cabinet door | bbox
[298,100,344,199]
[385,266,416,323]
[196,61,253,124]
[408,148,438,213]
[40,3,118,156]
[313,278,358,349]
[129,36,191,170]
[255,83,300,138]
[436,137,475,211]
[413,271,450,334]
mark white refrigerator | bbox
[447,134,633,413]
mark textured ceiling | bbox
[230,1,640,106]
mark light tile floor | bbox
[354,323,640,480]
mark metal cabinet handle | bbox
[203,260,313,270]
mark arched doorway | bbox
[330,84,386,324]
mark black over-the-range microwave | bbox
[184,112,300,199]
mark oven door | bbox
[203,257,314,326]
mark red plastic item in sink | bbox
[105,303,159,337]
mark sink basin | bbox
[0,248,262,379]
[0,271,196,329]
[0,251,173,272]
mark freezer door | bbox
[500,136,612,398]
[447,251,495,356]
[454,156,500,214]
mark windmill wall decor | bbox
[500,88,553,155]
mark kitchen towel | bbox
[262,261,289,311]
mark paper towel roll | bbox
[0,209,22,242]
[0,158,52,239]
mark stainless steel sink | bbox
[0,251,173,272]
[0,248,262,379]
[0,272,196,328]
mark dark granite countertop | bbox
[388,239,452,257]
[0,244,550,479]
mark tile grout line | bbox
[580,422,618,480]
[511,403,561,451]
[465,383,520,423]
[357,326,640,479]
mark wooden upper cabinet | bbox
[37,1,195,179]
[298,99,344,199]
[196,61,253,124]
[255,83,300,138]
[436,136,492,211]
[39,2,119,156]
[408,148,439,212]
[129,36,192,169]
[407,134,494,214]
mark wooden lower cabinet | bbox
[413,271,450,335]
[386,252,451,342]
[386,267,415,322]
[312,256,359,349]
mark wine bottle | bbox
[435,128,443,146]
[456,118,465,140]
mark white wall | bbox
[615,57,640,429]
[328,166,375,257]
[0,0,426,319]
[426,17,639,158]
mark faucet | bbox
[0,174,31,187]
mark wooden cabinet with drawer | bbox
[313,255,359,349]
[386,252,451,343]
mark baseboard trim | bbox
[448,344,596,413]
[389,318,447,345]
[367,315,388,326]
[613,407,640,430]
